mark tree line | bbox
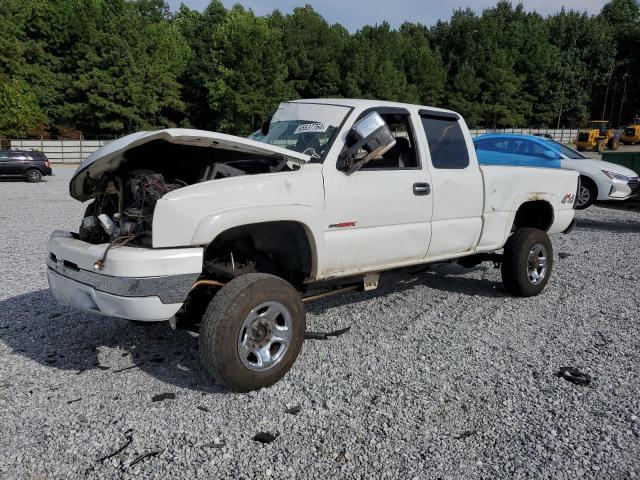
[0,0,638,138]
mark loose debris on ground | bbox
[252,432,279,444]
[304,326,351,340]
[97,430,133,463]
[151,392,176,402]
[556,367,592,386]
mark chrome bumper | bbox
[47,269,188,321]
[47,230,203,321]
[47,257,198,304]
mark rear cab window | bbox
[420,113,469,169]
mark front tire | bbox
[199,273,305,391]
[595,139,605,153]
[501,228,553,297]
[607,138,620,150]
[575,177,596,210]
[25,169,42,182]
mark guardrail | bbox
[7,129,580,163]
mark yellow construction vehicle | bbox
[621,117,640,145]
[575,120,620,153]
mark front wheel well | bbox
[579,175,597,195]
[201,221,314,289]
[512,200,554,232]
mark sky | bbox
[166,0,610,31]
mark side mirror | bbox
[260,114,273,136]
[338,112,396,174]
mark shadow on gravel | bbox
[576,218,640,234]
[1,267,501,391]
[594,200,640,213]
[307,264,504,314]
[0,289,223,394]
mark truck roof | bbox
[288,98,459,117]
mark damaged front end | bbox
[79,170,185,248]
[71,129,310,249]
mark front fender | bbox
[151,166,326,273]
[191,205,322,274]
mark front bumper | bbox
[607,177,639,200]
[47,231,203,321]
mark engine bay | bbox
[78,140,300,247]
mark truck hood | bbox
[69,128,311,201]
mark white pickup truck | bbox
[48,99,578,391]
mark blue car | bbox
[473,134,564,169]
[473,133,639,209]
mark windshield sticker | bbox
[294,123,329,135]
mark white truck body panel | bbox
[48,98,578,321]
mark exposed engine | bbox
[79,170,185,247]
[75,139,301,248]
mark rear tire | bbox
[501,228,553,297]
[25,169,42,182]
[607,138,620,150]
[595,139,605,153]
[575,177,596,210]
[199,273,305,391]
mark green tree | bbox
[206,5,292,134]
[270,6,348,98]
[398,23,447,106]
[59,0,190,135]
[447,62,483,127]
[343,23,415,102]
[175,0,227,129]
[0,78,46,137]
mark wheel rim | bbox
[237,301,292,372]
[527,243,548,285]
[28,171,39,181]
[576,184,591,207]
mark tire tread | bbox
[199,273,304,391]
[501,228,553,297]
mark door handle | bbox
[413,182,431,196]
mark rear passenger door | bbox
[419,111,483,258]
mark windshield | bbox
[544,139,587,159]
[250,102,351,159]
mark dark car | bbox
[0,149,52,182]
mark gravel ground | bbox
[1,167,639,479]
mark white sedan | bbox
[474,134,639,209]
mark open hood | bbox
[70,128,311,201]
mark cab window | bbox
[421,115,469,169]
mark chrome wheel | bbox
[576,184,591,208]
[527,244,548,285]
[237,301,292,371]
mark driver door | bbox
[321,108,433,276]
